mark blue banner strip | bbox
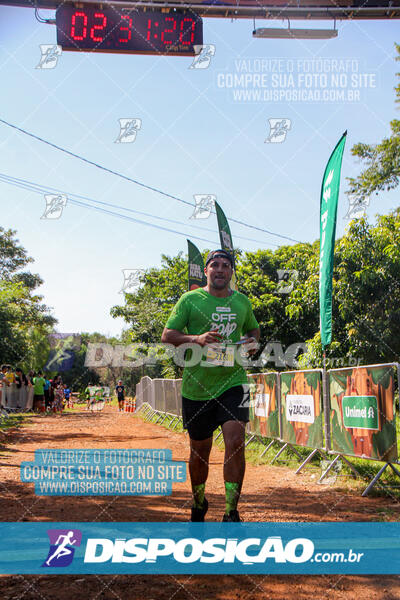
[1,522,400,574]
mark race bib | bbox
[205,344,234,367]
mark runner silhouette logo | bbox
[42,529,82,567]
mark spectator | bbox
[3,365,15,385]
[53,379,64,413]
[0,365,8,384]
[27,370,35,387]
[85,384,91,410]
[44,377,51,411]
[15,368,28,389]
[33,370,46,412]
[63,384,71,408]
[0,365,7,407]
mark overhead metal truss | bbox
[1,0,400,20]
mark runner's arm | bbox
[161,328,222,347]
[241,327,261,355]
[242,327,260,343]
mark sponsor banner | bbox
[329,365,397,461]
[20,449,186,496]
[280,370,323,448]
[248,373,279,438]
[215,201,238,290]
[319,132,347,349]
[187,239,206,290]
[1,522,400,574]
[286,394,315,424]
[342,396,379,430]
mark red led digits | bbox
[161,17,177,44]
[90,13,107,43]
[146,18,152,41]
[119,15,133,43]
[179,18,196,45]
[58,6,200,54]
[70,11,88,41]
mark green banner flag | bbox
[215,201,238,290]
[319,131,347,349]
[187,239,206,291]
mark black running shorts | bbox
[182,385,250,441]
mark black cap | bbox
[205,249,234,267]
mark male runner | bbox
[161,249,260,522]
[115,380,125,412]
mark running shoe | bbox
[222,509,241,522]
[190,497,208,522]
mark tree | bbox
[290,209,400,368]
[238,243,319,354]
[0,227,56,367]
[111,244,320,373]
[347,43,400,200]
[111,253,187,344]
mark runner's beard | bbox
[210,275,230,290]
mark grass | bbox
[0,412,27,431]
[137,405,400,499]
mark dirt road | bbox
[0,407,399,599]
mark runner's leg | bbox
[189,436,212,489]
[222,420,246,514]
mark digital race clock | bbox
[56,5,203,56]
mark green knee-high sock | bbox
[192,483,206,508]
[225,481,240,514]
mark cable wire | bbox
[0,118,302,244]
[0,172,280,247]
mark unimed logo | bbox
[84,536,314,564]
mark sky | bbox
[0,4,399,337]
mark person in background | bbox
[85,384,91,410]
[0,365,8,408]
[15,368,28,411]
[27,370,35,387]
[0,365,8,384]
[53,377,64,414]
[44,377,51,411]
[63,384,71,408]
[15,368,28,388]
[4,366,15,385]
[115,380,125,412]
[33,370,46,412]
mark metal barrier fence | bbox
[135,363,400,496]
[0,384,34,412]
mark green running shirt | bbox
[165,288,259,401]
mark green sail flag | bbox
[319,131,347,349]
[215,201,238,290]
[187,239,206,291]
